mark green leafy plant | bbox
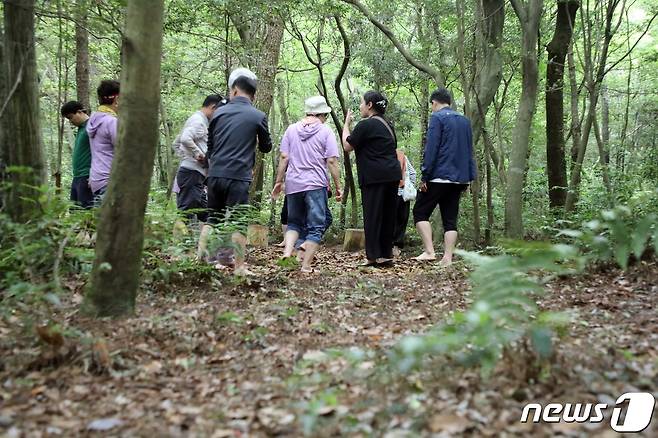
[558,206,657,270]
[389,243,579,375]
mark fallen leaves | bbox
[0,248,656,436]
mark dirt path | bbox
[1,247,656,437]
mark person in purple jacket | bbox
[86,80,120,204]
[272,96,342,273]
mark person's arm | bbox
[206,116,217,159]
[466,119,477,182]
[341,109,354,153]
[271,128,290,198]
[107,116,118,148]
[271,152,288,199]
[421,115,442,184]
[179,117,206,160]
[327,157,342,201]
[257,115,273,153]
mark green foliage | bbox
[558,205,658,270]
[0,192,95,309]
[389,243,578,375]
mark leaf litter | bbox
[0,246,656,436]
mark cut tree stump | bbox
[247,224,268,247]
[343,228,365,252]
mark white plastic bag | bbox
[402,167,416,202]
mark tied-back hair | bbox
[363,90,388,116]
[97,79,120,105]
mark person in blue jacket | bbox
[413,88,476,266]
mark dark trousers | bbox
[361,181,398,261]
[393,195,410,248]
[176,167,208,222]
[207,176,250,224]
[70,176,94,209]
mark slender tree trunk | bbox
[55,0,65,193]
[592,113,612,197]
[505,0,543,238]
[250,17,284,207]
[565,0,623,212]
[85,0,164,317]
[2,0,46,223]
[546,0,579,208]
[601,84,610,164]
[75,0,90,111]
[567,44,581,175]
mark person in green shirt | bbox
[61,101,93,208]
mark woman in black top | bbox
[342,91,402,265]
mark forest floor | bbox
[0,245,657,437]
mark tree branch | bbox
[341,0,444,86]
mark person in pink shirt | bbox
[86,80,119,204]
[272,96,342,273]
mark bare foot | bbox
[438,258,452,267]
[276,241,285,247]
[414,252,436,261]
[234,265,255,276]
[300,266,315,273]
[392,246,401,257]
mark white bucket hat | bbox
[304,96,332,115]
[228,67,258,89]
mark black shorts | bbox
[413,182,468,232]
[176,167,208,222]
[207,177,250,223]
[70,176,94,209]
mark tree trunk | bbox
[85,0,164,317]
[567,43,581,175]
[565,0,623,212]
[546,0,579,209]
[505,0,543,238]
[2,0,46,223]
[250,17,284,207]
[75,0,90,110]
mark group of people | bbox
[61,67,476,273]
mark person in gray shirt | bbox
[206,68,272,221]
[173,94,224,222]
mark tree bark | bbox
[546,0,579,209]
[85,0,164,317]
[75,0,91,110]
[565,0,624,212]
[249,16,284,207]
[2,0,46,223]
[505,0,543,238]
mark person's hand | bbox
[195,152,206,162]
[345,109,352,124]
[271,182,283,199]
[334,187,343,202]
[420,181,428,192]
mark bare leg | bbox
[301,241,319,272]
[197,224,213,260]
[277,225,287,246]
[231,232,248,275]
[414,221,436,260]
[282,229,299,258]
[440,231,458,267]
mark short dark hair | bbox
[363,90,388,115]
[203,94,224,108]
[430,88,451,105]
[97,80,120,105]
[61,100,84,117]
[231,76,257,98]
